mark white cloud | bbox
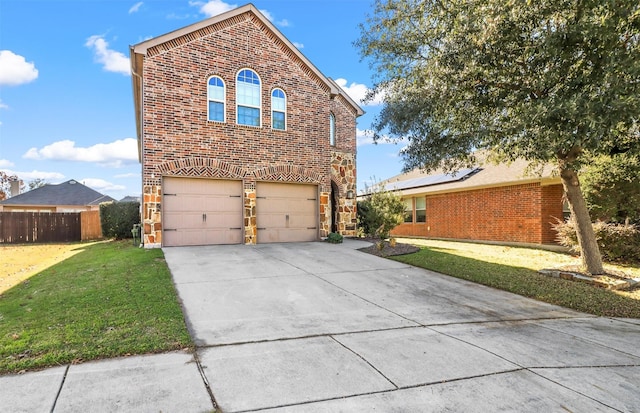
[85,35,131,76]
[0,99,8,110]
[115,172,140,178]
[357,128,375,146]
[356,128,402,146]
[81,178,125,193]
[3,169,65,181]
[0,159,15,168]
[293,42,304,49]
[23,138,138,167]
[191,0,236,17]
[0,50,39,86]
[334,78,384,106]
[129,1,143,13]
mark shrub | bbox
[554,220,640,264]
[100,201,141,239]
[326,232,344,244]
[357,187,405,240]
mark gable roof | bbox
[364,157,561,197]
[129,3,364,160]
[0,180,116,206]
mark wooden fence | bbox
[0,211,102,244]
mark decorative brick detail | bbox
[158,157,247,179]
[252,164,324,183]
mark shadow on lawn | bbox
[392,246,640,318]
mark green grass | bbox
[0,240,193,374]
[392,239,640,318]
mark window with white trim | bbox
[403,198,413,223]
[329,113,336,146]
[236,69,261,126]
[415,197,426,222]
[271,88,286,130]
[207,76,225,122]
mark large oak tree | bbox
[357,0,640,274]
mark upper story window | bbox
[236,69,261,126]
[271,88,286,130]
[207,76,225,122]
[329,113,336,146]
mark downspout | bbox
[130,46,144,247]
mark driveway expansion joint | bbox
[49,364,69,413]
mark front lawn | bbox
[392,239,640,318]
[0,240,192,374]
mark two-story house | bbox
[130,4,363,247]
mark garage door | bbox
[163,177,243,246]
[256,182,318,243]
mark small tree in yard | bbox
[358,186,405,240]
[357,0,640,274]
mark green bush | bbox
[554,220,640,264]
[326,232,344,244]
[357,187,405,239]
[100,201,141,239]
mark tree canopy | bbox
[357,0,640,274]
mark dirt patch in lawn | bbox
[0,243,97,294]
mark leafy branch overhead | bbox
[357,0,640,274]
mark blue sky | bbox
[0,0,406,200]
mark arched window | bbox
[236,69,261,126]
[207,76,225,122]
[329,113,336,146]
[271,88,286,130]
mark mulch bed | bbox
[357,238,420,257]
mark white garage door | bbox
[256,182,318,243]
[163,177,243,246]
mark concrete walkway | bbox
[3,239,640,412]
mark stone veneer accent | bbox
[331,151,357,237]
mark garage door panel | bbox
[163,178,243,246]
[256,182,318,243]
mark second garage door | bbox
[163,177,243,247]
[256,182,318,243]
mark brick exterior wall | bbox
[137,11,358,246]
[391,183,565,245]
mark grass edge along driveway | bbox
[392,238,640,319]
[0,240,192,374]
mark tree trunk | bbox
[559,163,605,275]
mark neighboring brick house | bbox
[0,179,115,212]
[369,159,565,245]
[130,4,362,247]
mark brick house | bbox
[130,4,363,247]
[371,159,565,245]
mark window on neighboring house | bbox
[403,198,413,223]
[415,197,426,222]
[207,76,225,122]
[236,69,261,126]
[271,88,286,130]
[329,113,336,146]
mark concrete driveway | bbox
[162,239,640,412]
